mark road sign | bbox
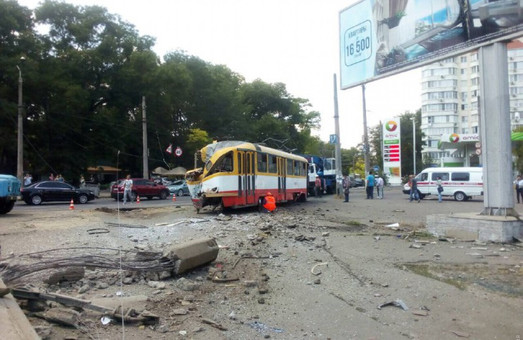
[329,134,338,144]
[175,147,183,157]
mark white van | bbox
[403,167,483,201]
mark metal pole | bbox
[333,74,342,197]
[412,117,416,175]
[362,84,369,175]
[16,65,23,182]
[142,96,149,179]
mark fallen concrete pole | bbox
[0,279,40,340]
[164,238,219,275]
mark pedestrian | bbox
[56,174,64,182]
[376,176,384,199]
[80,175,86,187]
[409,175,420,203]
[49,173,55,181]
[122,174,133,204]
[366,171,375,199]
[314,176,322,197]
[262,192,276,212]
[23,173,32,187]
[518,176,523,204]
[342,175,351,202]
[436,176,443,203]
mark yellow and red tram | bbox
[185,141,308,211]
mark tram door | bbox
[277,157,286,199]
[238,151,256,205]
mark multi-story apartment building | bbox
[420,40,523,167]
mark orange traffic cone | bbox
[69,199,75,210]
[136,195,140,204]
[172,193,176,202]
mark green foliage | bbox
[0,0,323,182]
[513,126,523,173]
[399,110,424,176]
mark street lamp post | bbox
[16,58,25,182]
[411,117,416,175]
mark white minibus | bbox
[403,167,483,201]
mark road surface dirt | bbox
[0,188,521,339]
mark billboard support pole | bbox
[479,43,516,216]
[362,84,369,176]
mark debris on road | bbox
[12,288,160,325]
[164,237,219,275]
[386,222,400,229]
[378,299,409,311]
[105,222,148,229]
[311,262,328,276]
[248,320,284,334]
[451,330,471,338]
[87,228,110,234]
[202,317,227,331]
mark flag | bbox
[165,144,173,154]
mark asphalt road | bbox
[12,185,523,216]
[12,193,194,212]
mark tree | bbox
[400,110,424,179]
[0,0,37,174]
[0,0,327,182]
[512,126,523,173]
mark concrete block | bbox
[0,279,40,340]
[427,213,523,243]
[165,238,219,275]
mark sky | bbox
[18,0,421,149]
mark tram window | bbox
[294,161,301,176]
[269,155,277,173]
[205,161,213,172]
[221,152,233,172]
[237,154,242,173]
[209,152,233,174]
[287,159,293,175]
[300,162,306,176]
[257,153,268,173]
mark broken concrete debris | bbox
[164,238,219,275]
[202,317,228,331]
[377,299,409,311]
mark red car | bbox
[111,178,170,201]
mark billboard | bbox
[340,0,523,89]
[382,118,402,185]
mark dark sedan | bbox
[21,181,96,205]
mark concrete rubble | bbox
[1,197,522,339]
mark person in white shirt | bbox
[122,174,133,204]
[518,176,523,204]
[23,173,32,187]
[376,176,385,199]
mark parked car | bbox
[167,180,189,197]
[350,177,365,187]
[21,181,96,205]
[111,178,170,201]
[152,176,173,186]
[0,174,21,214]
